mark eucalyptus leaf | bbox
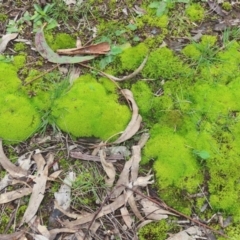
[35,27,95,64]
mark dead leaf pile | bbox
[0,132,178,240]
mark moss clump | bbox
[142,47,189,79]
[45,32,76,51]
[0,93,41,142]
[143,124,202,193]
[51,74,131,140]
[14,42,26,52]
[131,81,173,126]
[0,63,21,93]
[117,43,149,73]
[182,35,218,65]
[185,3,204,22]
[138,220,170,240]
[13,54,27,70]
[222,2,232,11]
[0,62,41,143]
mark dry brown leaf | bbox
[114,90,142,144]
[54,171,76,210]
[127,191,144,221]
[120,207,133,229]
[140,198,176,221]
[0,231,25,240]
[57,42,110,55]
[111,145,141,199]
[208,0,226,17]
[54,200,81,219]
[48,170,62,181]
[137,132,150,149]
[49,228,76,240]
[31,234,49,240]
[130,145,141,182]
[0,174,12,191]
[0,33,18,53]
[166,230,194,240]
[0,139,28,178]
[0,187,32,204]
[100,149,116,187]
[63,193,126,228]
[133,175,154,187]
[20,153,48,225]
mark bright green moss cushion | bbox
[0,94,41,142]
[51,74,131,140]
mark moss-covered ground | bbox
[1,0,240,238]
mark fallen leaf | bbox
[57,42,110,55]
[54,171,76,210]
[133,174,154,187]
[35,27,95,64]
[0,33,18,53]
[130,145,141,182]
[108,146,131,157]
[114,90,142,143]
[100,149,116,187]
[63,193,126,228]
[0,139,27,178]
[48,170,62,181]
[208,0,226,17]
[31,235,49,240]
[140,198,176,221]
[0,231,25,240]
[49,228,76,240]
[54,200,81,219]
[166,226,202,240]
[120,207,133,229]
[0,188,32,204]
[20,153,48,225]
[111,145,141,198]
[137,132,150,149]
[127,191,144,221]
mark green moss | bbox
[222,2,232,11]
[185,3,204,22]
[0,208,13,233]
[0,63,21,94]
[182,35,218,65]
[51,74,131,140]
[14,42,26,52]
[142,47,189,79]
[143,124,202,192]
[138,220,170,240]
[13,54,27,70]
[45,32,76,51]
[0,93,41,143]
[131,81,173,126]
[219,225,240,240]
[0,13,8,21]
[118,43,149,73]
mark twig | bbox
[124,185,229,239]
[23,64,59,86]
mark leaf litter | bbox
[0,128,178,239]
